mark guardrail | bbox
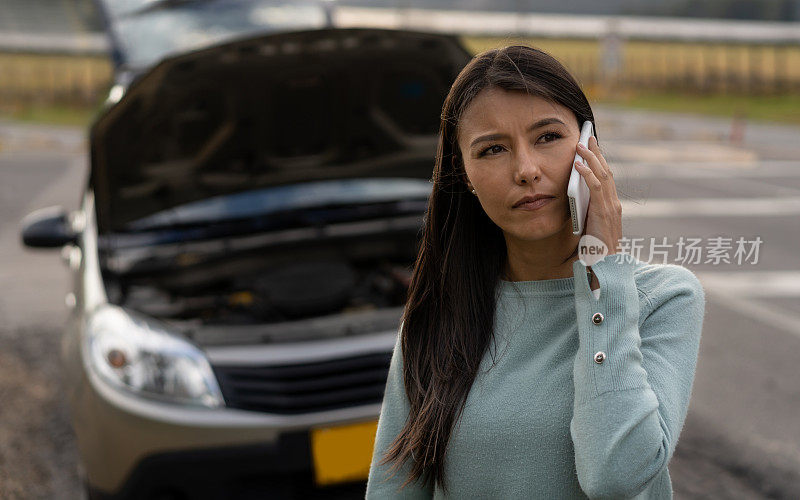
[333,8,800,44]
[0,8,798,109]
[0,32,106,55]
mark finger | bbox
[576,143,609,182]
[588,136,612,177]
[576,144,614,205]
[574,160,602,193]
[585,137,621,205]
[576,146,614,211]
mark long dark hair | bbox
[378,45,597,493]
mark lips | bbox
[513,194,555,208]
[514,198,554,211]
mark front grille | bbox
[212,352,393,414]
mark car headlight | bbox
[84,305,224,408]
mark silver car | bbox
[20,1,471,497]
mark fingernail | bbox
[577,143,586,149]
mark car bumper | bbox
[85,435,368,500]
[66,331,382,497]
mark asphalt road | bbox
[1,105,799,499]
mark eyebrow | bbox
[469,117,567,149]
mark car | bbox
[20,0,472,498]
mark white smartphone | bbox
[568,120,595,235]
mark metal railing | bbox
[0,8,798,108]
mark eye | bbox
[538,131,562,143]
[478,144,505,157]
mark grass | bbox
[594,91,800,126]
[4,92,796,129]
[0,103,101,127]
[459,36,800,82]
[1,37,799,127]
[0,52,109,126]
[459,35,800,126]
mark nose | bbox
[512,143,542,185]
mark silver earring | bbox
[471,188,476,194]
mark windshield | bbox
[125,178,432,231]
[98,178,430,256]
[104,0,328,69]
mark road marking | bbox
[613,160,800,178]
[695,271,800,339]
[622,197,800,217]
[695,271,800,297]
[607,142,758,164]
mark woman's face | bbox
[456,86,581,244]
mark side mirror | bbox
[20,206,78,248]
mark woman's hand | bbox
[574,135,623,256]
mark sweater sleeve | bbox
[569,253,705,499]
[366,329,434,499]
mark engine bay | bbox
[100,218,419,332]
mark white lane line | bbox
[605,141,758,164]
[695,271,800,297]
[613,161,800,178]
[694,271,800,339]
[622,197,800,217]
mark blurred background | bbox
[2,0,800,123]
[1,0,799,499]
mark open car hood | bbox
[90,27,472,233]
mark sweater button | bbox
[594,351,606,364]
[592,312,604,325]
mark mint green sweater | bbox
[366,253,705,499]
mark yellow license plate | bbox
[310,419,379,486]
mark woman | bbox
[366,45,705,499]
